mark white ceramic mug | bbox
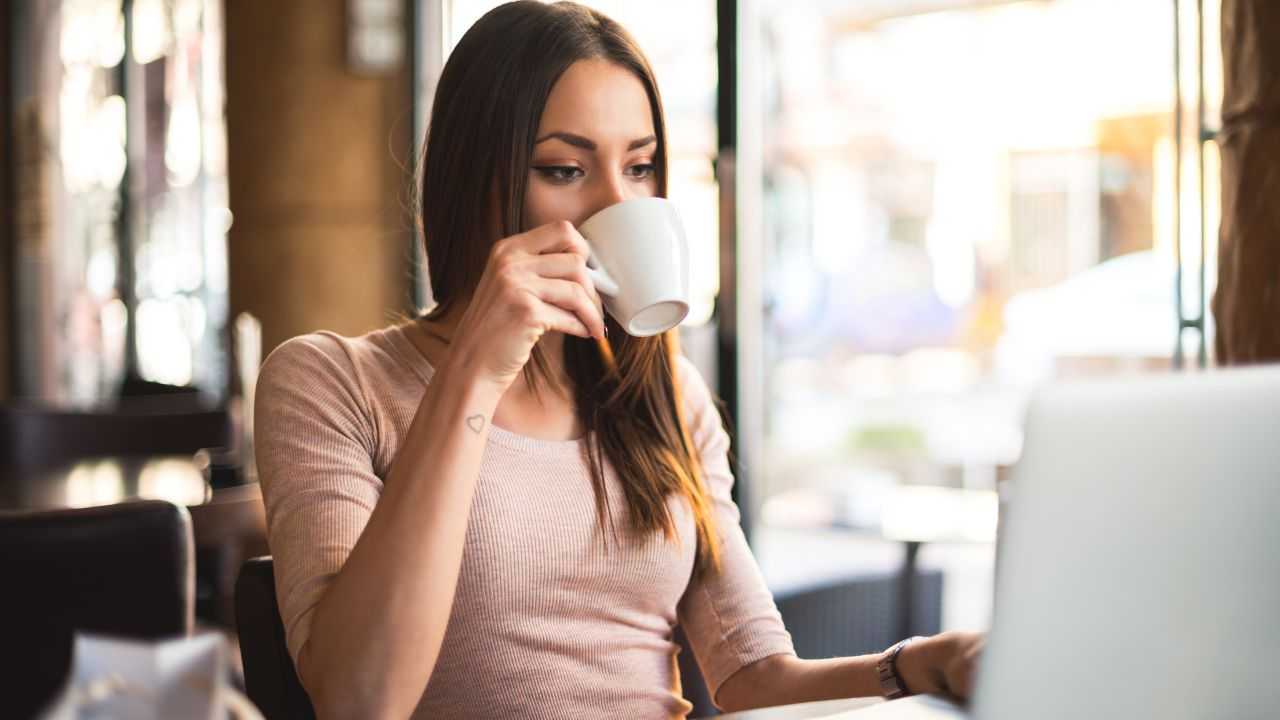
[577,197,690,337]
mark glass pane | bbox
[755,0,1221,631]
[12,0,128,404]
[11,0,229,405]
[129,0,231,394]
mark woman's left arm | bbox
[672,356,984,712]
[716,630,986,712]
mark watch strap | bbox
[877,635,924,700]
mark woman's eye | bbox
[533,166,584,183]
[628,163,656,180]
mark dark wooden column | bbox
[1213,0,1280,363]
[1,5,12,401]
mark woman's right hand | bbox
[447,221,607,393]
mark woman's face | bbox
[524,58,659,229]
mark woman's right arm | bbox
[258,221,605,719]
[290,351,501,719]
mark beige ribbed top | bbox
[253,323,795,718]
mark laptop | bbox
[828,365,1280,719]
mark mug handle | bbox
[585,258,620,297]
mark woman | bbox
[254,2,983,717]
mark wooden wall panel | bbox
[1,5,11,401]
[225,0,414,356]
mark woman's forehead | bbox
[537,58,655,147]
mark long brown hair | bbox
[418,1,722,575]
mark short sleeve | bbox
[254,334,384,667]
[674,355,796,706]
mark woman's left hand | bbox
[894,630,986,702]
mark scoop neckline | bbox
[384,322,590,458]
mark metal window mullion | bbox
[1194,0,1209,368]
[411,0,450,312]
[1172,0,1210,370]
[117,0,139,382]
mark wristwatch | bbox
[877,636,924,700]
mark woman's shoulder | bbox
[260,329,346,370]
[265,323,424,376]
[257,325,425,416]
[259,330,363,389]
[672,353,725,432]
[673,353,714,408]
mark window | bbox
[749,0,1223,631]
[10,0,230,405]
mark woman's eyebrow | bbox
[534,132,657,151]
[626,135,657,150]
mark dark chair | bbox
[235,556,717,719]
[0,500,195,718]
[675,624,717,717]
[773,568,944,660]
[236,557,317,720]
[0,402,232,468]
[190,484,268,628]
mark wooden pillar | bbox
[1213,0,1280,363]
[1,5,11,401]
[225,0,414,356]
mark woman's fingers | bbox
[502,220,591,259]
[539,304,592,339]
[528,253,603,306]
[944,633,984,701]
[531,278,605,340]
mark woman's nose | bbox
[588,174,630,217]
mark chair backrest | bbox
[189,484,268,627]
[0,500,195,718]
[0,403,231,467]
[235,557,316,720]
[674,624,717,717]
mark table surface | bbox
[0,454,211,511]
[716,695,967,720]
[715,697,883,719]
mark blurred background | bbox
[4,0,1277,714]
